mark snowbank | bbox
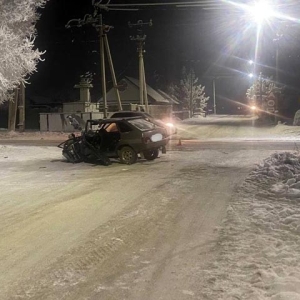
[201,152,300,299]
[176,116,300,141]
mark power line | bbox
[98,1,217,6]
[94,0,226,10]
[96,0,300,13]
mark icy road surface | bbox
[1,115,300,299]
[1,142,295,300]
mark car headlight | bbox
[165,122,174,128]
[150,133,163,142]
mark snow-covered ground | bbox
[1,115,300,299]
[177,115,300,141]
[201,151,300,300]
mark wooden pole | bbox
[99,15,107,118]
[139,42,144,105]
[104,35,122,111]
[142,58,148,113]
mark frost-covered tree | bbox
[168,67,209,116]
[0,0,48,103]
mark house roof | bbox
[99,76,176,106]
[125,77,170,104]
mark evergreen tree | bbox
[168,67,209,116]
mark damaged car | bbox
[58,116,170,165]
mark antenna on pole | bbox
[128,19,152,113]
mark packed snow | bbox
[2,115,300,299]
[201,151,300,300]
[178,115,300,141]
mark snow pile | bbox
[201,152,300,300]
[257,152,300,201]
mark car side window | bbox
[118,122,132,133]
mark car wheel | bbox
[143,149,159,160]
[119,146,138,165]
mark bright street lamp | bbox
[247,1,274,24]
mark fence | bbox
[40,112,104,132]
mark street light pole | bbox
[190,70,193,117]
[275,39,279,83]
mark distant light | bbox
[250,105,257,110]
[248,60,254,65]
[248,73,254,78]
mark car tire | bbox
[143,149,159,160]
[119,146,138,165]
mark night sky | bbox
[27,0,300,115]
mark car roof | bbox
[111,111,152,117]
[87,116,144,124]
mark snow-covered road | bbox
[1,116,300,299]
[0,141,297,300]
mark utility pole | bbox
[142,63,149,112]
[99,14,108,117]
[205,74,239,115]
[129,19,152,112]
[104,34,122,111]
[259,72,263,108]
[274,34,281,84]
[190,70,193,117]
[66,2,122,118]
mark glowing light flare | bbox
[222,0,298,25]
[250,105,257,110]
[247,1,275,24]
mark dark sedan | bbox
[59,117,169,165]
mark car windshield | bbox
[128,118,156,131]
[142,112,152,118]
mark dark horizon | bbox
[26,0,300,116]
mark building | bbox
[101,76,178,111]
